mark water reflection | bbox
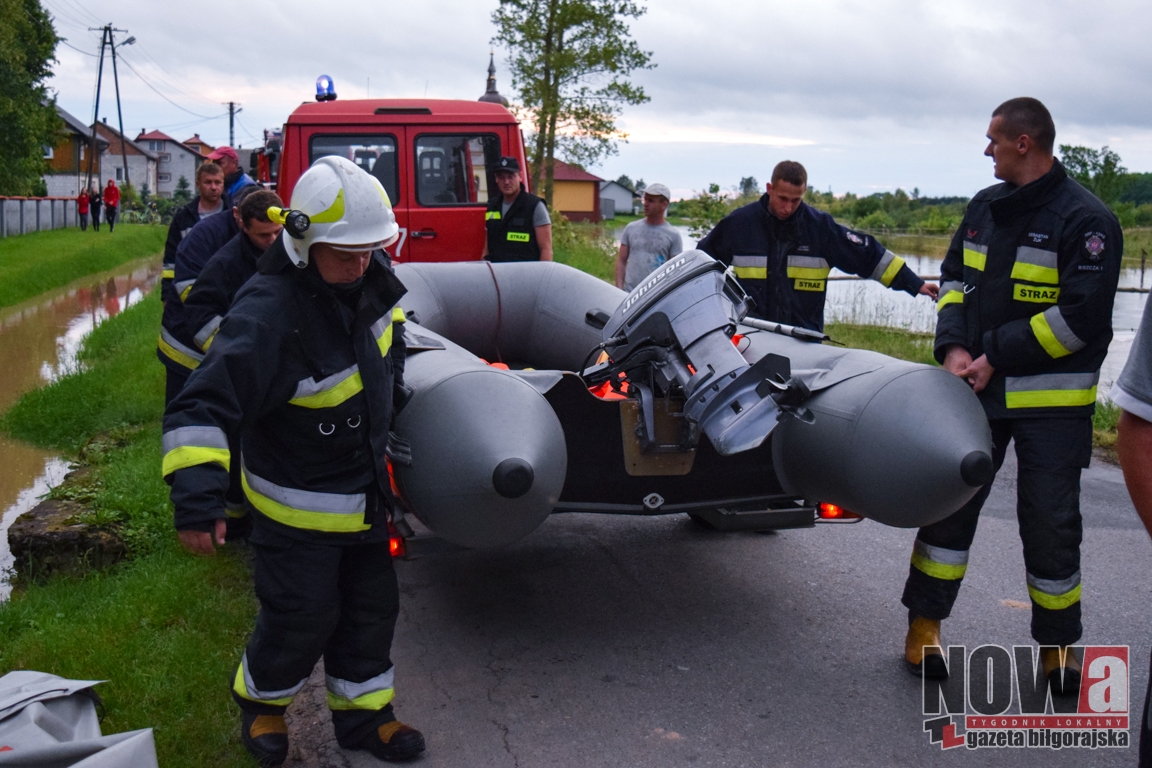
[0,257,159,599]
[823,255,1148,391]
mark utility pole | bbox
[85,25,135,193]
[223,102,242,147]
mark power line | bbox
[56,0,103,26]
[115,55,217,118]
[127,43,214,106]
[59,39,98,57]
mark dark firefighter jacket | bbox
[698,197,925,331]
[485,189,544,262]
[162,195,230,304]
[162,237,408,543]
[934,160,1122,420]
[157,209,239,375]
[181,232,261,352]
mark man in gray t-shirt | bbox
[615,183,683,291]
[1112,296,1152,764]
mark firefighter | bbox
[698,160,937,331]
[482,156,553,262]
[901,98,1122,694]
[161,162,227,308]
[163,156,424,764]
[157,184,261,406]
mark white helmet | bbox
[279,155,399,267]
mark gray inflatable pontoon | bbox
[391,253,991,549]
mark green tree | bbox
[1059,145,1128,205]
[739,176,759,198]
[0,0,60,195]
[172,175,192,205]
[492,0,653,206]
[680,183,729,239]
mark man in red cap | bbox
[207,145,258,199]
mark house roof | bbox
[182,134,215,156]
[600,179,639,197]
[137,129,203,158]
[551,159,603,183]
[93,122,158,160]
[55,105,108,147]
[137,130,177,142]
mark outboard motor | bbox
[584,250,812,456]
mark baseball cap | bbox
[644,183,671,200]
[207,146,239,162]
[495,156,520,173]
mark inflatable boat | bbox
[390,251,992,549]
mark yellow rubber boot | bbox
[905,616,948,679]
[1041,646,1082,696]
[241,712,288,767]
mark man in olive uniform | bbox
[482,156,553,262]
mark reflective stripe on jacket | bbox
[163,238,407,540]
[157,208,239,374]
[934,160,1122,419]
[697,197,925,331]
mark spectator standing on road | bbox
[900,98,1123,692]
[103,180,120,233]
[88,186,101,232]
[483,156,553,262]
[615,183,682,290]
[1112,297,1152,767]
[207,146,258,199]
[77,189,89,231]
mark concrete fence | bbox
[0,197,81,237]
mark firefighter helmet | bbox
[280,155,399,267]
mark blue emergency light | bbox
[315,75,337,102]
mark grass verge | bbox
[0,225,166,310]
[1,290,258,766]
[553,219,616,283]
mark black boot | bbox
[241,711,288,766]
[352,717,426,762]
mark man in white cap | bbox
[615,183,683,291]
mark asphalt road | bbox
[282,448,1152,767]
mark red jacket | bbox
[103,185,120,207]
[77,193,89,214]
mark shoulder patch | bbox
[1084,231,1106,259]
[846,231,864,245]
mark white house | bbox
[93,120,157,195]
[137,130,204,197]
[600,179,640,219]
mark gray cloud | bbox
[43,0,1152,197]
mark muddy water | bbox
[0,257,160,598]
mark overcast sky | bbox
[44,0,1152,199]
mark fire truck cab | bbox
[270,99,529,263]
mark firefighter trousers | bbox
[901,417,1091,646]
[232,525,400,747]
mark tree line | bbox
[668,144,1152,239]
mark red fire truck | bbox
[254,97,529,264]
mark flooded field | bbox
[629,228,1147,392]
[0,257,159,598]
[822,254,1148,390]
